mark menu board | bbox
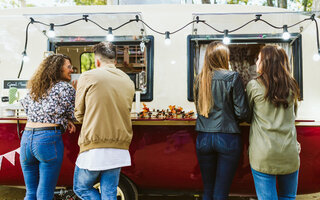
[3,80,28,89]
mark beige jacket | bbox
[75,64,135,153]
[246,79,300,175]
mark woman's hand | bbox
[67,120,76,134]
[72,80,78,90]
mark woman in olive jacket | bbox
[246,45,300,200]
[194,41,249,200]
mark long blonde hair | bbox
[194,41,230,118]
[27,54,71,101]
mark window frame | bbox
[48,36,154,102]
[187,33,303,101]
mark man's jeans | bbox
[196,132,242,200]
[20,129,64,200]
[73,166,121,200]
[251,168,299,200]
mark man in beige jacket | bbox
[73,42,135,200]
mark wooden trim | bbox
[132,120,196,126]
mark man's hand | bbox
[67,120,76,134]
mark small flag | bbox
[15,148,20,154]
[3,151,16,166]
[0,156,3,170]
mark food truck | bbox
[0,4,320,200]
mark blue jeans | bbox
[196,132,242,200]
[251,168,299,200]
[73,165,121,200]
[20,129,64,200]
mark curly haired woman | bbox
[20,54,76,200]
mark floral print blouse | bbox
[21,81,76,131]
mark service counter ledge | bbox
[0,116,319,126]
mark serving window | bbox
[48,36,154,101]
[187,33,303,101]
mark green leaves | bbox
[73,0,107,5]
[81,53,96,72]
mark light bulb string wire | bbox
[24,14,318,41]
[23,21,32,53]
[201,17,314,34]
[199,21,224,33]
[18,14,320,78]
[171,19,205,34]
[113,19,136,31]
[229,19,256,33]
[256,19,283,29]
[313,18,320,51]
[33,18,84,27]
[138,19,166,35]
[287,18,310,28]
[18,20,33,78]
[87,19,108,31]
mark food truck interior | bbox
[49,35,154,101]
[187,33,303,101]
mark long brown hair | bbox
[27,54,71,101]
[194,41,230,118]
[257,45,300,109]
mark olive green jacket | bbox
[246,79,300,175]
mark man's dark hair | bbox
[93,42,115,59]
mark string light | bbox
[223,29,231,45]
[107,27,114,41]
[22,51,29,62]
[18,14,320,78]
[140,41,145,52]
[282,25,291,40]
[140,28,146,52]
[47,23,55,38]
[311,14,320,62]
[165,31,171,46]
[313,49,320,62]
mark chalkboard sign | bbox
[3,80,28,89]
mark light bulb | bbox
[107,34,114,41]
[47,30,55,38]
[282,25,290,40]
[165,38,171,46]
[107,27,114,41]
[48,23,55,38]
[23,55,30,62]
[223,37,230,45]
[282,32,290,40]
[313,53,320,62]
[164,31,171,46]
[140,41,145,52]
[223,29,230,45]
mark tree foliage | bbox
[299,0,313,11]
[73,0,107,5]
[227,0,249,5]
[0,0,34,8]
[81,53,96,72]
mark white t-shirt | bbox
[76,148,131,171]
